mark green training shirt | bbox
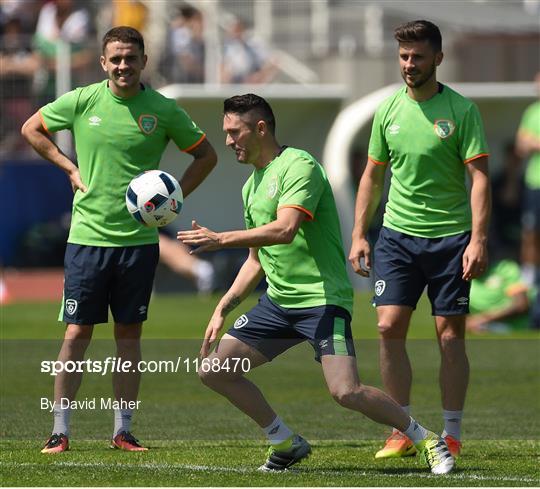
[518,100,540,190]
[242,147,354,314]
[470,260,534,330]
[40,80,206,246]
[368,84,489,238]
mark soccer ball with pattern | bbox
[125,170,183,227]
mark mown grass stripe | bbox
[1,461,537,483]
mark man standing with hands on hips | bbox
[349,20,490,460]
[22,26,217,453]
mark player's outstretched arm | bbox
[178,207,306,253]
[180,139,217,198]
[349,159,386,277]
[200,248,264,358]
[21,111,87,193]
[462,156,490,281]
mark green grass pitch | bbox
[1,292,539,486]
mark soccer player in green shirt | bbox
[349,20,491,460]
[21,26,217,453]
[515,72,540,327]
[178,94,454,474]
[467,259,534,333]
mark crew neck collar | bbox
[404,82,444,105]
[105,80,146,102]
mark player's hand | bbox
[349,237,371,277]
[68,168,88,193]
[200,314,224,358]
[466,314,489,333]
[177,220,222,254]
[462,239,488,281]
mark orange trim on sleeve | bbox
[38,110,52,134]
[368,156,387,166]
[278,205,314,221]
[181,133,206,153]
[464,153,489,164]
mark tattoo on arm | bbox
[222,294,241,315]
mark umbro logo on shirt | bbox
[89,116,101,126]
[388,124,400,135]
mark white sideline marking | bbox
[0,462,538,483]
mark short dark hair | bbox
[102,26,145,54]
[394,20,442,52]
[223,94,276,135]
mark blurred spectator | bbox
[220,17,276,84]
[112,0,148,33]
[165,5,205,84]
[515,73,540,282]
[489,142,524,260]
[467,259,537,333]
[0,15,39,156]
[33,0,94,103]
[515,72,540,327]
[0,0,42,33]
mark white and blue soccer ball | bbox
[126,170,183,228]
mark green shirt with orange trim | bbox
[40,80,206,246]
[242,147,353,314]
[368,84,489,238]
[518,100,540,189]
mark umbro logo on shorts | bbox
[456,296,469,306]
[233,315,249,329]
[375,280,386,296]
[65,299,78,315]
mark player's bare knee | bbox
[63,325,93,356]
[377,320,404,338]
[197,367,216,387]
[329,385,359,408]
[64,324,93,340]
[198,364,240,387]
[439,326,465,347]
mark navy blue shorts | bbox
[373,227,471,316]
[522,187,540,232]
[226,293,355,362]
[60,243,159,325]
